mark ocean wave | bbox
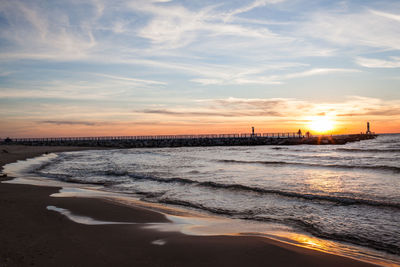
[197,181,400,209]
[37,163,400,209]
[36,171,120,186]
[33,156,65,172]
[336,148,400,153]
[95,171,400,210]
[217,159,400,173]
[60,179,113,186]
[157,198,400,255]
[271,147,288,150]
[159,198,239,216]
[128,173,197,185]
[259,217,400,255]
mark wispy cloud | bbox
[370,10,400,23]
[140,98,296,119]
[0,0,363,83]
[131,0,287,50]
[191,67,359,85]
[338,109,400,117]
[356,57,400,68]
[281,68,360,79]
[224,0,285,21]
[93,73,167,85]
[137,108,283,117]
[0,71,12,77]
[0,1,97,61]
[40,120,106,126]
[299,8,400,50]
[0,81,124,100]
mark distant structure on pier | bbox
[366,122,372,134]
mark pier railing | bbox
[1,132,302,142]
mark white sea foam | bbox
[46,205,133,225]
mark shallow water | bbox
[3,134,400,265]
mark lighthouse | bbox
[366,122,371,134]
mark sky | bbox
[0,0,400,137]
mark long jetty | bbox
[1,132,377,148]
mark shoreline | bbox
[0,145,383,266]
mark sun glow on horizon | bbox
[307,116,335,134]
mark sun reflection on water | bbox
[270,231,396,267]
[302,169,346,194]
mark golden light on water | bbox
[307,116,335,134]
[292,235,325,249]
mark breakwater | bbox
[1,133,377,148]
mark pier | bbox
[1,132,377,148]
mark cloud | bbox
[0,1,97,61]
[224,0,285,21]
[210,97,294,108]
[130,0,289,50]
[151,96,400,119]
[191,68,360,85]
[0,71,12,77]
[0,71,167,100]
[1,0,332,88]
[0,0,357,87]
[324,97,400,118]
[40,120,105,126]
[356,57,400,68]
[93,73,167,85]
[300,8,400,50]
[338,109,400,117]
[137,108,283,117]
[0,82,123,100]
[281,68,360,79]
[134,97,308,120]
[122,58,307,86]
[370,10,400,22]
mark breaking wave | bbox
[336,148,400,153]
[157,198,400,255]
[54,170,400,210]
[218,159,400,173]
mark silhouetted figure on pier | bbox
[306,131,311,138]
[297,129,302,138]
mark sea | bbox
[4,134,400,266]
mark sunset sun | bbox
[308,116,335,134]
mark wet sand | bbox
[0,145,379,266]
